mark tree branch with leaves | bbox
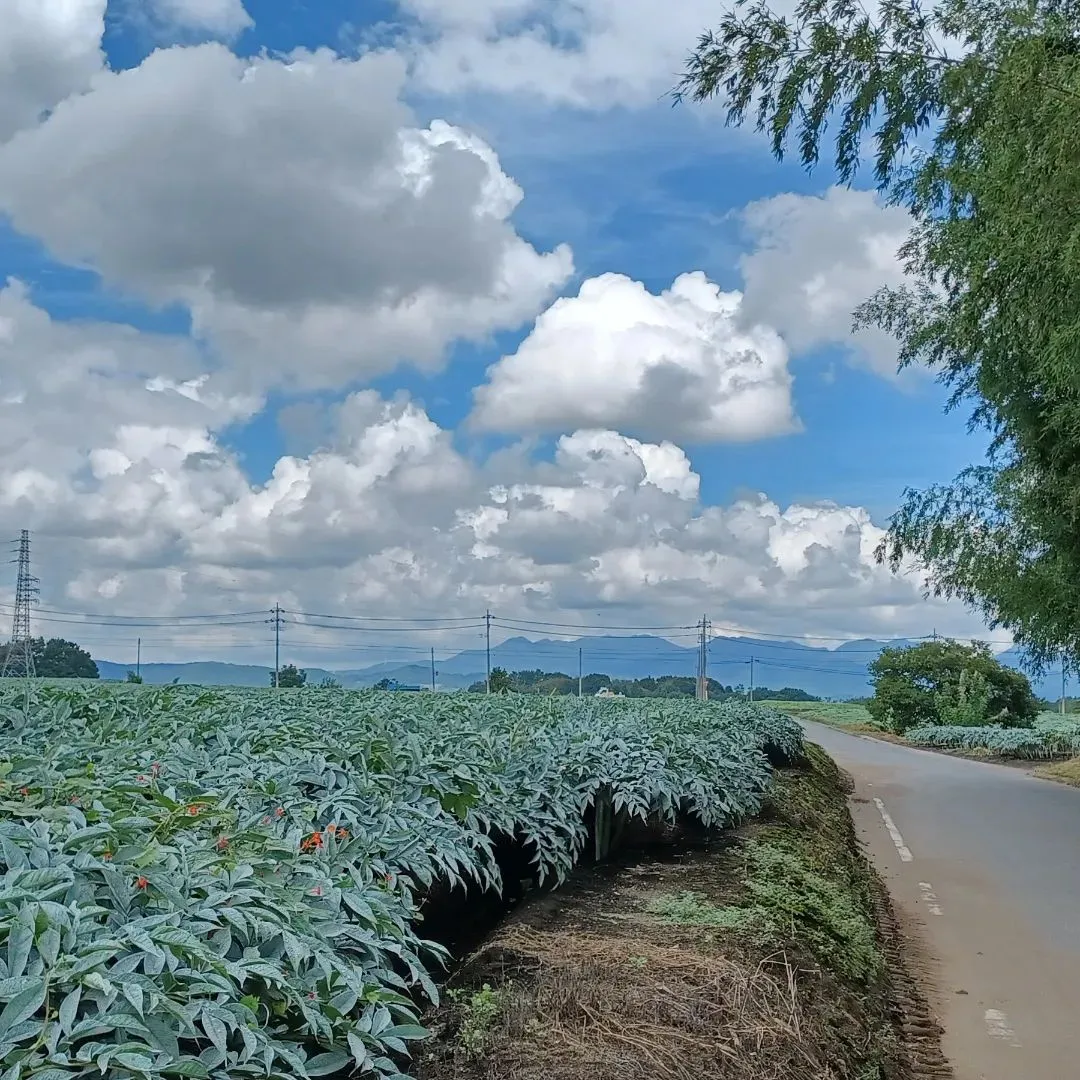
[679,0,1080,672]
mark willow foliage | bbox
[680,0,1080,671]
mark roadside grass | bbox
[1035,758,1080,787]
[415,741,919,1080]
[770,699,890,735]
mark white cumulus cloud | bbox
[738,187,913,375]
[0,0,105,143]
[396,0,732,109]
[0,289,982,657]
[470,271,799,443]
[145,0,254,38]
[0,45,572,393]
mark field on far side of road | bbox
[768,700,878,730]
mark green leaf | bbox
[304,1052,350,1076]
[159,1060,209,1079]
[58,987,80,1035]
[381,1024,428,1040]
[0,979,45,1038]
[7,908,34,979]
[36,929,60,969]
[113,1052,156,1074]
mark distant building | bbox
[594,687,623,698]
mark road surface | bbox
[802,720,1080,1080]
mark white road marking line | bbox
[873,797,914,861]
[984,1009,1022,1047]
[918,881,943,915]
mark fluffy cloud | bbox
[396,0,729,108]
[0,0,105,143]
[0,44,571,392]
[145,0,254,38]
[471,272,799,442]
[0,292,978,657]
[738,187,913,375]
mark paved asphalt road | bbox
[801,720,1080,1080]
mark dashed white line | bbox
[918,881,943,915]
[873,797,914,862]
[984,1009,1022,1047]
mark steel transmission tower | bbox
[1,531,39,678]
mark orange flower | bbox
[216,836,230,850]
[274,807,285,818]
[300,831,324,853]
[18,787,28,797]
[136,775,147,783]
[186,805,200,816]
[135,876,149,890]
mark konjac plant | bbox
[0,685,801,1080]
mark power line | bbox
[284,609,483,624]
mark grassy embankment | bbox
[414,742,946,1080]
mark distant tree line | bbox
[0,637,98,679]
[466,667,819,701]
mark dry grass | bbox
[1035,757,1080,787]
[429,919,849,1080]
[416,744,913,1080]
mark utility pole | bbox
[578,646,583,698]
[749,656,755,703]
[268,604,283,687]
[1062,653,1068,715]
[485,610,492,695]
[431,647,436,692]
[695,615,709,701]
[1,530,38,679]
[136,637,141,679]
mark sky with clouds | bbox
[0,0,998,670]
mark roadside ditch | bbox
[410,742,951,1080]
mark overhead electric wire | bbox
[284,609,483,624]
[491,615,697,632]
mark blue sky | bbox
[0,0,994,662]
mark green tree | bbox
[0,637,99,679]
[319,676,341,689]
[488,667,513,694]
[679,0,1080,673]
[868,640,1038,732]
[126,671,144,684]
[273,664,307,688]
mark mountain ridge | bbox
[95,634,1056,698]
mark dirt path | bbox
[803,720,1080,1079]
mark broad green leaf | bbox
[58,987,81,1035]
[0,979,45,1038]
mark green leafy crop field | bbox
[0,684,801,1080]
[766,700,876,729]
[907,715,1080,759]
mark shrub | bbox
[868,640,1037,732]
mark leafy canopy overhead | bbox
[679,0,1080,671]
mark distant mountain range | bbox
[95,634,1062,700]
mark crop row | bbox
[0,685,801,1080]
[906,715,1080,758]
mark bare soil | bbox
[413,747,949,1080]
